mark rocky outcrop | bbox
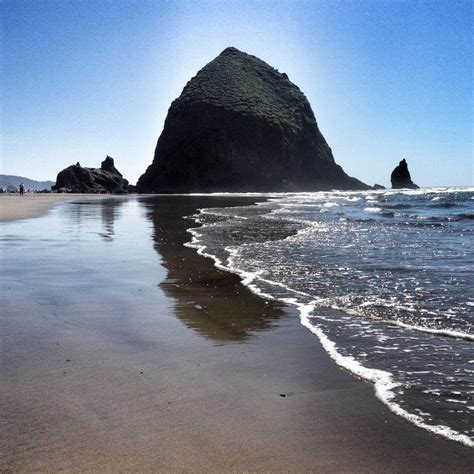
[373,184,386,190]
[52,157,133,193]
[137,47,370,193]
[391,159,419,189]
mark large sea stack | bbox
[52,156,133,193]
[137,47,369,193]
[391,159,419,189]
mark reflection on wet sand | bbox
[100,199,124,241]
[141,195,288,342]
[60,198,125,241]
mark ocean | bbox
[185,187,474,446]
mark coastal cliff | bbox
[137,47,370,193]
[52,156,133,193]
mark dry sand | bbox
[2,195,473,472]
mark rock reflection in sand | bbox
[59,198,125,242]
[141,195,287,343]
[100,199,124,241]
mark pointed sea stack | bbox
[137,47,369,193]
[52,156,133,193]
[391,159,419,189]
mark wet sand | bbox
[0,193,117,222]
[1,195,472,472]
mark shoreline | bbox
[2,195,472,471]
[166,195,474,448]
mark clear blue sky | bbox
[1,0,472,187]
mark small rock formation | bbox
[391,159,419,189]
[373,183,385,190]
[137,47,370,193]
[52,156,133,193]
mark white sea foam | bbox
[173,187,474,199]
[364,207,382,213]
[294,303,473,447]
[323,301,474,342]
[384,319,474,342]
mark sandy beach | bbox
[1,195,472,472]
[0,193,128,222]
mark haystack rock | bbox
[391,159,419,189]
[137,47,370,193]
[52,156,133,194]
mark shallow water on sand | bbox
[1,198,170,357]
[1,196,284,353]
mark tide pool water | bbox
[186,188,474,446]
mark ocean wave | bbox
[364,207,382,213]
[452,213,474,221]
[428,202,461,209]
[298,304,473,448]
[251,271,473,445]
[183,190,473,446]
[186,221,474,448]
[382,203,414,210]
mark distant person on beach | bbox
[19,183,25,196]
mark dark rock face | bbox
[373,183,386,190]
[52,156,132,193]
[137,47,369,193]
[391,159,419,189]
